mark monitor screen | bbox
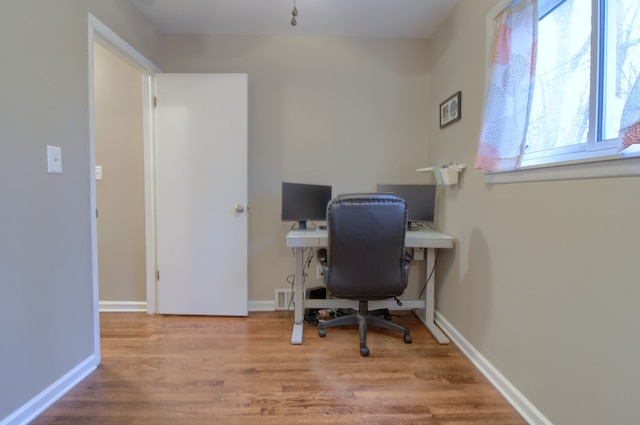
[281,182,332,230]
[377,184,436,226]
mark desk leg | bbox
[419,247,450,344]
[291,246,305,344]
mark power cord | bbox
[388,248,440,319]
[418,248,439,300]
[284,246,315,323]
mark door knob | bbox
[235,205,245,213]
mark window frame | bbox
[484,0,640,183]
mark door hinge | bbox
[153,96,157,107]
[96,209,99,218]
[156,270,160,281]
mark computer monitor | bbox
[376,184,436,228]
[281,182,332,230]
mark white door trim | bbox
[88,14,162,359]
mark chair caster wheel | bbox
[318,327,326,337]
[404,332,412,344]
[360,346,370,357]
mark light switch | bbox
[47,145,62,174]
[95,165,103,180]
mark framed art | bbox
[439,91,461,128]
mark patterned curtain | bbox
[475,0,538,172]
[619,73,640,151]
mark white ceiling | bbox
[129,0,459,39]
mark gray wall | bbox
[161,35,434,301]
[4,1,639,424]
[162,5,640,424]
[0,0,161,420]
[427,1,640,424]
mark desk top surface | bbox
[286,227,454,249]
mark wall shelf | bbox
[417,163,466,185]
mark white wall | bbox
[161,35,434,301]
[427,1,640,424]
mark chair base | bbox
[318,301,412,357]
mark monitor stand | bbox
[298,220,323,231]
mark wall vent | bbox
[275,289,293,310]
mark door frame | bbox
[88,14,161,356]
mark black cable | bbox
[389,311,415,318]
[285,246,315,323]
[418,248,439,300]
[392,247,439,318]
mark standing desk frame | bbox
[286,228,454,345]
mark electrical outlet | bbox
[47,145,62,174]
[275,289,293,310]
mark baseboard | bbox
[248,300,275,312]
[435,312,552,425]
[0,304,549,425]
[0,355,97,425]
[100,300,273,313]
[99,301,147,312]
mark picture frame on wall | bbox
[439,91,461,128]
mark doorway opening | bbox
[94,41,147,312]
[88,14,161,358]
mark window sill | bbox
[484,147,640,184]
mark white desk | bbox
[286,228,454,345]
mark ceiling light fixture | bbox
[291,0,298,26]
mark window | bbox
[522,0,640,167]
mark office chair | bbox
[317,193,412,357]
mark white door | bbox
[155,74,248,316]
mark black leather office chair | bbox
[317,193,412,357]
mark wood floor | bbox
[33,312,526,424]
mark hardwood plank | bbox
[32,312,526,424]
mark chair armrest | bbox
[316,248,328,284]
[403,250,412,283]
[317,248,327,264]
[404,250,412,262]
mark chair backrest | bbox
[325,193,409,300]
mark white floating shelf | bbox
[417,163,466,185]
